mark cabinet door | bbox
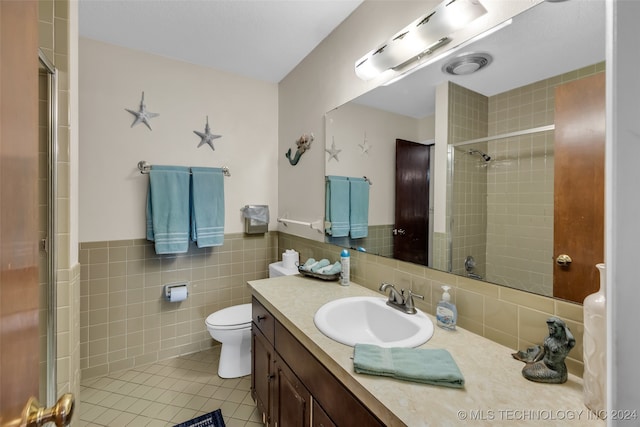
[312,401,336,427]
[272,358,311,427]
[252,325,274,425]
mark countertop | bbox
[248,275,605,426]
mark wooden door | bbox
[0,0,41,424]
[553,72,605,302]
[394,139,430,266]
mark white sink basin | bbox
[313,296,434,347]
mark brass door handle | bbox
[556,254,573,266]
[21,393,74,427]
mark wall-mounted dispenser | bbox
[241,205,269,234]
[164,282,188,302]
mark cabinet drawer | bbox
[252,297,274,344]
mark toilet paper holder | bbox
[164,282,188,302]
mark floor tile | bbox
[78,347,256,426]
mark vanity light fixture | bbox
[354,0,488,81]
[382,17,512,87]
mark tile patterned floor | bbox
[77,347,262,426]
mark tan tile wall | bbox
[448,83,489,278]
[79,232,278,379]
[279,233,585,377]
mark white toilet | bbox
[205,261,298,378]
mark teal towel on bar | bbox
[349,177,369,239]
[325,176,350,237]
[190,167,225,248]
[353,344,465,388]
[146,166,191,254]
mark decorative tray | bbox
[298,266,341,281]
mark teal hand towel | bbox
[300,258,316,271]
[349,177,369,239]
[146,166,191,254]
[325,176,350,237]
[318,261,341,275]
[310,259,330,273]
[353,344,465,388]
[190,167,225,247]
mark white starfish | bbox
[325,139,342,162]
[358,134,371,155]
[194,116,222,151]
[125,92,159,130]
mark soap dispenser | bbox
[436,285,457,330]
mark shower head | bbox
[468,149,491,162]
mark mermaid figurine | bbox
[513,317,576,384]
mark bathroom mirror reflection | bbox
[324,0,605,303]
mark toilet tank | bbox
[269,261,298,278]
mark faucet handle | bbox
[403,289,424,313]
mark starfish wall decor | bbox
[358,131,372,155]
[125,91,159,130]
[325,137,342,162]
[194,116,222,151]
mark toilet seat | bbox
[206,303,252,330]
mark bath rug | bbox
[174,409,225,427]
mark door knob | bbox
[392,228,406,236]
[20,393,74,427]
[556,254,573,266]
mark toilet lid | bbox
[206,303,252,328]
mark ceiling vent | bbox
[354,0,488,80]
[442,52,493,75]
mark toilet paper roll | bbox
[168,285,188,302]
[282,249,299,270]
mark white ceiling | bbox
[78,0,363,83]
[78,1,606,118]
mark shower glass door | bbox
[38,50,58,406]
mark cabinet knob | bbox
[256,315,266,322]
[267,373,275,381]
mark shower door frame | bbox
[38,49,58,407]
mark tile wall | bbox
[448,83,489,279]
[79,232,278,379]
[80,230,585,379]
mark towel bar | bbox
[137,160,230,177]
[277,217,323,233]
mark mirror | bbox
[324,0,605,301]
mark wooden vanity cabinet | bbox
[251,309,312,426]
[251,297,384,427]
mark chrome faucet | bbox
[379,283,424,314]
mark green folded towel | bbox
[353,344,465,388]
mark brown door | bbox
[394,139,430,266]
[553,72,605,303]
[0,0,41,424]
